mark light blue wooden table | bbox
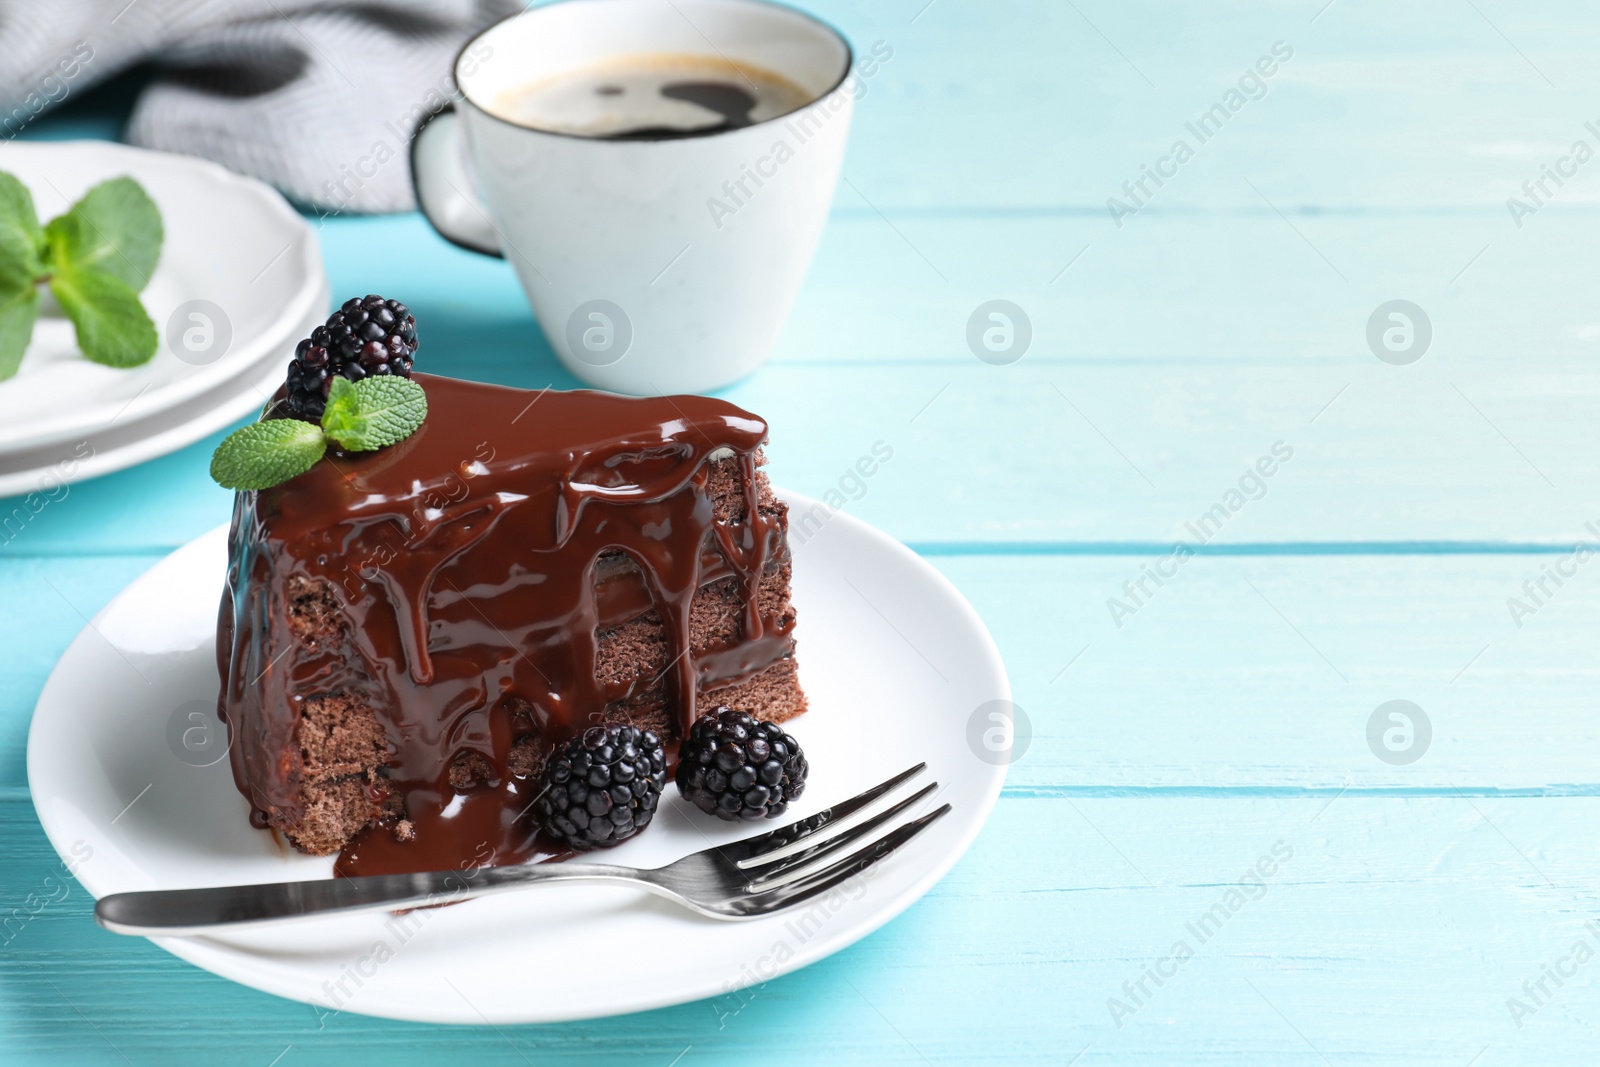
[6,1,1600,1062]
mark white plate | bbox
[0,337,309,498]
[0,141,326,455]
[27,490,1010,1025]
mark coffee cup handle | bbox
[410,105,504,258]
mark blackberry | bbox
[534,724,666,851]
[284,295,417,421]
[676,707,807,821]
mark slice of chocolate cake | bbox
[215,374,803,875]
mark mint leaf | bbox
[321,376,428,451]
[0,173,45,378]
[48,265,157,368]
[0,171,45,290]
[44,176,162,291]
[320,375,360,433]
[210,419,327,490]
[0,281,39,381]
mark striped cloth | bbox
[0,0,519,213]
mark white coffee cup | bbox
[411,0,854,395]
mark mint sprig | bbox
[0,172,163,380]
[210,376,428,491]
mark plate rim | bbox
[26,489,1010,1024]
[0,288,325,498]
[0,140,325,451]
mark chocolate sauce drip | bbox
[216,375,791,876]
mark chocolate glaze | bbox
[215,374,792,876]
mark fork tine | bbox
[730,804,952,918]
[714,762,928,863]
[742,782,939,885]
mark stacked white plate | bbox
[0,142,327,498]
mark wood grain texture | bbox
[9,213,1600,553]
[4,794,1597,1065]
[5,553,1598,796]
[6,0,1600,1060]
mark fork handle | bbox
[94,862,649,936]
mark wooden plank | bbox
[7,553,1600,794]
[0,557,157,789]
[3,793,1597,1064]
[782,212,1596,364]
[752,360,1600,547]
[935,553,1600,792]
[4,351,1597,552]
[768,0,1600,211]
[788,0,1600,212]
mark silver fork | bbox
[95,764,947,935]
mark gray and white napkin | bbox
[0,0,519,213]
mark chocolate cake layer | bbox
[216,375,804,874]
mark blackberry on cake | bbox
[676,706,808,821]
[534,724,666,851]
[284,295,417,421]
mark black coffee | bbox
[491,53,812,139]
